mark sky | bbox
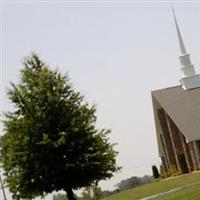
[1,0,200,199]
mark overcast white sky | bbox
[1,1,200,199]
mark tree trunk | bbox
[66,188,76,200]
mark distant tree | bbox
[81,188,91,200]
[140,175,153,184]
[93,185,103,200]
[53,193,68,200]
[115,175,153,192]
[81,182,103,200]
[100,190,119,198]
[52,193,80,200]
[88,181,103,200]
[116,176,140,191]
[152,165,160,179]
[0,54,120,200]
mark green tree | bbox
[53,193,68,200]
[0,54,119,200]
[81,183,103,200]
[52,193,80,200]
[152,165,160,179]
[93,185,103,200]
[81,188,91,200]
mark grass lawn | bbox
[102,171,200,200]
[155,184,200,200]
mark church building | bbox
[152,8,200,174]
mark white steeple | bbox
[172,7,200,90]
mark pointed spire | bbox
[172,6,187,55]
[172,6,200,90]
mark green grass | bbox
[155,184,200,200]
[102,172,200,200]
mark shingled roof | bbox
[152,85,200,144]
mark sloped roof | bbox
[152,85,200,142]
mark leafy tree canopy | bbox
[0,53,120,200]
[115,175,153,191]
[152,165,160,179]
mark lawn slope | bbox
[155,184,200,200]
[102,172,200,200]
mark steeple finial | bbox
[172,6,187,55]
[171,6,200,90]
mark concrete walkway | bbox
[141,181,200,200]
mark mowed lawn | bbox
[155,184,200,200]
[102,171,200,200]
